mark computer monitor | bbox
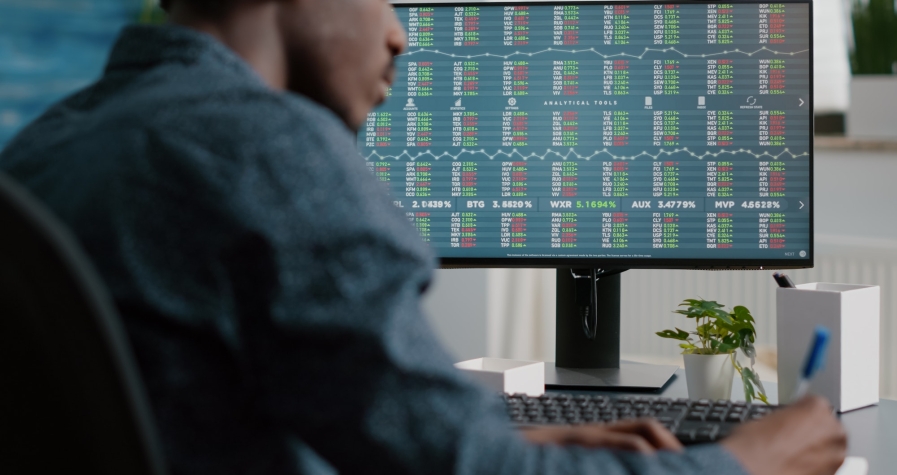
[359,0,813,389]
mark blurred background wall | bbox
[0,0,152,148]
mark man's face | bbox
[279,0,406,131]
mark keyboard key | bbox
[675,428,696,443]
[706,412,726,422]
[686,411,706,421]
[726,412,745,422]
[695,425,720,443]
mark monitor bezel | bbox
[387,0,815,270]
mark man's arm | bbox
[111,96,841,475]
[210,97,753,475]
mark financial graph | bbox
[357,2,812,259]
[364,147,809,161]
[401,46,810,60]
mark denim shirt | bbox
[0,24,747,475]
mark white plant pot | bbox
[683,353,735,401]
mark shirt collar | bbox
[104,24,266,87]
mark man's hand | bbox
[521,419,684,454]
[721,395,848,475]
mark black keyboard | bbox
[503,393,777,445]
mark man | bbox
[0,0,846,474]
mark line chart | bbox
[400,46,810,60]
[364,147,810,162]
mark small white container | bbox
[454,358,545,396]
[777,283,880,412]
[683,353,735,401]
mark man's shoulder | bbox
[138,85,352,165]
[2,65,349,173]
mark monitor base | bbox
[544,361,679,391]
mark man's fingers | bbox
[576,430,657,454]
[605,419,684,452]
[794,394,832,413]
[520,420,684,454]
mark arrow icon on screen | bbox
[799,98,805,107]
[800,201,805,209]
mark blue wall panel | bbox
[0,0,144,149]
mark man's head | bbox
[162,0,406,131]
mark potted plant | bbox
[847,0,897,138]
[657,299,769,403]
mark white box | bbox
[777,283,880,412]
[455,358,545,396]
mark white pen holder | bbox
[455,358,545,396]
[777,283,880,412]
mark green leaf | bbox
[696,300,725,310]
[696,323,713,338]
[741,344,757,365]
[717,342,736,354]
[678,342,697,354]
[741,368,756,402]
[738,330,757,363]
[715,319,738,333]
[714,311,735,326]
[656,329,690,340]
[732,306,756,324]
[743,367,768,401]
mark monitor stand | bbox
[545,269,679,391]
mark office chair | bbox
[0,172,167,475]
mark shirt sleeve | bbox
[207,98,750,475]
[80,93,749,475]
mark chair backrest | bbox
[0,172,167,475]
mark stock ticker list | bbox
[358,3,812,260]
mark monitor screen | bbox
[358,1,813,268]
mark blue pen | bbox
[792,326,831,401]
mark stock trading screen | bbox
[358,2,812,261]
